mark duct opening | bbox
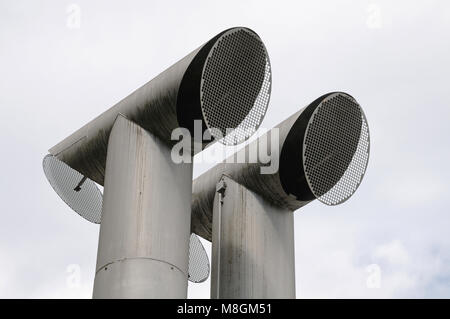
[200,28,271,145]
[302,93,370,205]
[43,154,103,223]
[188,233,210,283]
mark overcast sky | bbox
[1,0,450,298]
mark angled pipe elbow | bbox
[48,27,272,185]
[191,92,370,240]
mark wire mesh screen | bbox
[43,154,102,223]
[188,233,210,283]
[303,93,370,206]
[201,28,271,145]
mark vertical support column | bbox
[93,115,192,299]
[211,176,296,299]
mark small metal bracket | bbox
[216,179,227,203]
[74,176,87,192]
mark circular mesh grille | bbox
[43,154,102,223]
[188,233,210,283]
[200,28,271,145]
[303,93,370,206]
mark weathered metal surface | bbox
[210,176,296,299]
[50,55,193,185]
[191,110,305,241]
[48,27,271,186]
[191,92,370,241]
[93,116,192,298]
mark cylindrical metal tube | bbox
[92,116,192,298]
[49,27,272,185]
[210,176,296,298]
[192,92,370,241]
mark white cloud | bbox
[1,0,450,298]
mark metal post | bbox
[210,176,296,299]
[92,115,192,298]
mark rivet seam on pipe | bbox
[96,257,188,277]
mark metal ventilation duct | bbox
[191,92,370,241]
[43,154,210,283]
[48,27,271,185]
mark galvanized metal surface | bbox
[93,116,192,298]
[191,110,304,241]
[210,176,296,299]
[50,61,188,185]
[49,27,271,186]
[44,153,209,283]
[191,93,370,241]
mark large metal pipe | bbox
[210,176,296,298]
[93,116,192,298]
[49,27,272,185]
[191,92,370,241]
